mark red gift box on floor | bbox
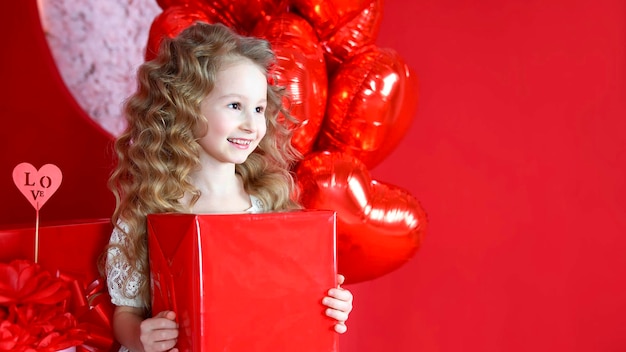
[0,218,111,283]
[147,210,338,352]
[0,219,118,351]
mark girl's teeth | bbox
[228,138,251,145]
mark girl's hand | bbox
[323,274,354,333]
[139,310,179,352]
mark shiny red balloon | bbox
[321,0,384,73]
[154,0,288,35]
[146,5,212,61]
[253,13,328,155]
[296,151,427,284]
[290,0,371,39]
[315,46,419,169]
[154,0,189,10]
[211,0,290,34]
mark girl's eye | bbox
[255,106,265,114]
[228,102,241,110]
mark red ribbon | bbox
[55,271,116,351]
[0,259,112,352]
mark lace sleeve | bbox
[249,195,265,213]
[105,223,145,308]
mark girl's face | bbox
[197,58,268,167]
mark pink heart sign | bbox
[12,163,63,210]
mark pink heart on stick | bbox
[12,163,62,210]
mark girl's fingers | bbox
[323,296,352,313]
[156,327,179,342]
[326,307,349,322]
[329,275,352,335]
[328,287,353,302]
[151,338,178,352]
[143,317,178,330]
[140,314,180,351]
[334,322,348,334]
[154,310,177,321]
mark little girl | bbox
[105,22,353,352]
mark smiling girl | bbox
[104,22,353,352]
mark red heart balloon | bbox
[253,13,328,155]
[321,0,384,74]
[154,0,188,10]
[296,151,427,284]
[200,0,290,34]
[145,5,213,61]
[315,46,419,169]
[290,0,371,40]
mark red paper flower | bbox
[0,260,86,352]
[0,260,69,306]
[0,320,35,351]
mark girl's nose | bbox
[240,109,256,132]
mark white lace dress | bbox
[106,195,265,352]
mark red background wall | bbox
[0,1,115,225]
[341,0,626,351]
[2,1,625,351]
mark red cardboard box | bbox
[147,210,338,352]
[0,219,118,351]
[0,218,111,282]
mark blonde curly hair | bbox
[106,22,301,308]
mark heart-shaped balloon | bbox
[154,0,190,10]
[145,5,213,61]
[321,0,384,74]
[315,46,419,169]
[12,163,63,211]
[290,0,371,40]
[253,13,328,155]
[296,151,427,284]
[164,0,289,35]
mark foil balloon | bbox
[291,0,371,39]
[253,13,328,155]
[155,0,288,33]
[145,5,211,61]
[155,0,192,10]
[207,0,291,34]
[296,151,427,284]
[315,46,419,169]
[321,0,384,74]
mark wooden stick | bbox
[35,205,39,263]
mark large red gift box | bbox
[147,210,338,352]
